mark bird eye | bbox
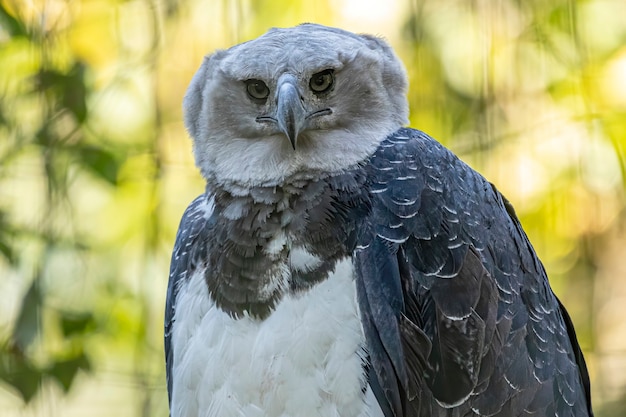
[309,69,334,94]
[245,79,270,101]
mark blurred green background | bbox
[0,0,625,415]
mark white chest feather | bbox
[170,257,383,417]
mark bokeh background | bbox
[0,0,625,415]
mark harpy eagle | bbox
[165,24,593,417]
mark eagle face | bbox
[183,24,408,187]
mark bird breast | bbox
[169,257,383,417]
[204,171,369,319]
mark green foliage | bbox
[73,144,121,185]
[35,63,88,123]
[0,3,27,38]
[0,210,16,264]
[11,278,42,352]
[0,0,120,408]
[0,347,43,403]
[2,277,95,402]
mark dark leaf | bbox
[0,5,28,38]
[75,145,120,185]
[0,210,16,264]
[12,278,42,352]
[34,62,88,123]
[62,63,88,122]
[34,124,54,147]
[0,348,43,403]
[60,311,96,337]
[47,352,91,393]
[0,98,8,127]
[0,239,14,264]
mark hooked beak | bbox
[276,78,306,150]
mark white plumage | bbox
[171,252,382,417]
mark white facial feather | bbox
[183,23,409,187]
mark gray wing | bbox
[355,128,593,417]
[164,194,214,407]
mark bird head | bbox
[183,23,409,187]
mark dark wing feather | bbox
[355,128,592,417]
[164,194,214,408]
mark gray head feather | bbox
[183,23,409,187]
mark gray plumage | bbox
[165,24,593,417]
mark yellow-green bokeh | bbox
[0,0,625,415]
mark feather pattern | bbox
[354,128,593,417]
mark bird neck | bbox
[202,169,372,320]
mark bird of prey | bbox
[165,23,593,417]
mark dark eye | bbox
[309,69,334,94]
[245,79,270,101]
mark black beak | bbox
[276,77,306,150]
